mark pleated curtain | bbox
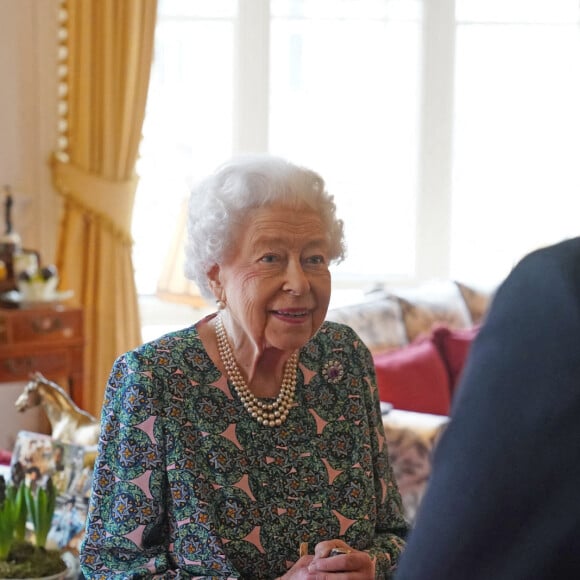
[51,0,157,416]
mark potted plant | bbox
[0,475,67,579]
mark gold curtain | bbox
[51,0,158,416]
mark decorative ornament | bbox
[215,314,298,426]
[322,360,345,384]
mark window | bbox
[132,0,422,306]
[269,0,422,280]
[133,0,580,312]
[132,1,237,296]
[451,0,580,283]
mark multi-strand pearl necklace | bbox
[215,314,298,427]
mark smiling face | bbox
[209,204,332,357]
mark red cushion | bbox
[373,338,451,416]
[432,325,480,392]
[0,449,12,465]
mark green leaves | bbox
[0,475,58,560]
[7,483,27,543]
[0,476,18,561]
[23,478,56,549]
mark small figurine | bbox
[0,186,22,282]
[4,186,13,235]
[14,372,100,448]
[1,186,20,246]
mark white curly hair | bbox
[184,154,346,300]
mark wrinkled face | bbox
[210,205,332,355]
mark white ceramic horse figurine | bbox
[14,371,100,447]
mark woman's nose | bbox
[283,259,310,295]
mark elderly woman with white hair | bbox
[80,155,408,579]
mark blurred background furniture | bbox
[0,305,84,408]
[383,409,448,524]
[327,279,494,523]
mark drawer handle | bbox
[32,317,63,334]
[4,358,34,374]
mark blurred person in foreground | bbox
[80,154,408,579]
[396,237,580,579]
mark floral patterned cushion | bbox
[386,280,474,342]
[383,409,448,524]
[327,280,492,361]
[454,281,495,325]
[326,297,407,353]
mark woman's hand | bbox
[276,554,314,579]
[278,540,375,579]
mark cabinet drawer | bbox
[0,308,82,344]
[0,350,69,381]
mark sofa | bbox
[326,279,495,522]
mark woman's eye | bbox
[260,254,278,263]
[306,255,325,265]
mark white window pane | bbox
[451,22,580,285]
[158,0,237,19]
[457,0,579,23]
[269,1,422,281]
[272,0,421,20]
[132,3,236,295]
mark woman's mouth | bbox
[272,309,309,321]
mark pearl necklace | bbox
[215,314,298,427]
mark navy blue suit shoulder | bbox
[396,237,580,580]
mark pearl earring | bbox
[216,299,226,310]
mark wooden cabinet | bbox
[0,305,84,408]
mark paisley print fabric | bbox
[80,319,408,579]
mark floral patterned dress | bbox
[80,318,408,579]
